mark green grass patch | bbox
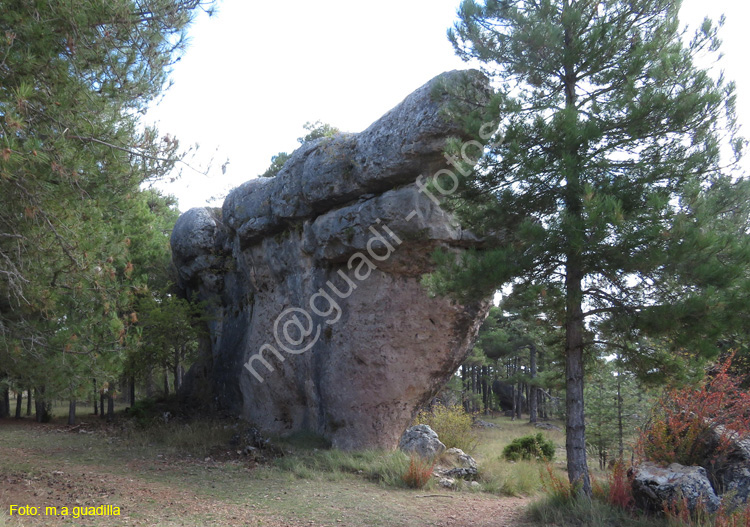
[478,457,545,496]
[529,494,662,527]
[272,447,414,488]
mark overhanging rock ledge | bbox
[171,70,492,449]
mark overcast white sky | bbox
[147,0,750,212]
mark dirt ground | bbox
[0,419,535,527]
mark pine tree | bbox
[428,0,747,495]
[0,0,212,413]
[585,357,650,469]
[260,121,340,178]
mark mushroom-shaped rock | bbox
[172,70,492,450]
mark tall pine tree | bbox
[427,0,747,494]
[0,0,212,416]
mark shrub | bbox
[539,463,573,503]
[637,355,750,472]
[662,497,750,527]
[592,461,634,511]
[402,455,434,489]
[415,403,478,452]
[503,433,555,462]
[129,398,157,426]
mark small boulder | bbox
[438,477,456,489]
[436,447,478,481]
[630,462,721,514]
[399,425,446,459]
[534,422,562,432]
[443,447,478,470]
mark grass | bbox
[271,447,414,488]
[470,416,566,496]
[529,494,663,527]
[5,407,663,526]
[120,418,238,458]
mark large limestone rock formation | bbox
[171,70,491,450]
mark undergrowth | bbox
[402,455,434,489]
[503,433,555,462]
[121,418,237,457]
[638,354,750,471]
[661,497,750,527]
[272,447,414,488]
[478,457,543,496]
[415,403,478,452]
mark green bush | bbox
[415,403,478,452]
[502,433,555,462]
[128,398,158,426]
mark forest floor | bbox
[0,414,547,527]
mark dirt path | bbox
[1,466,532,526]
[0,421,536,527]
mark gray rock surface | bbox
[712,426,750,507]
[630,462,721,513]
[534,422,562,432]
[399,424,447,459]
[439,447,478,480]
[171,70,492,450]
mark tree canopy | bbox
[259,121,340,178]
[428,0,749,494]
[0,0,212,420]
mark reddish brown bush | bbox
[402,455,434,489]
[638,355,750,472]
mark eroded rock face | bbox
[171,70,491,450]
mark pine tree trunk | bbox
[100,389,106,420]
[617,364,624,459]
[481,365,488,415]
[93,379,98,415]
[564,263,591,495]
[107,394,114,422]
[146,369,155,398]
[529,344,538,423]
[15,390,22,419]
[129,376,135,406]
[26,388,31,416]
[1,386,9,418]
[516,380,522,419]
[34,386,49,422]
[561,0,591,496]
[68,399,76,426]
[461,366,468,412]
[173,349,181,393]
[163,366,169,397]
